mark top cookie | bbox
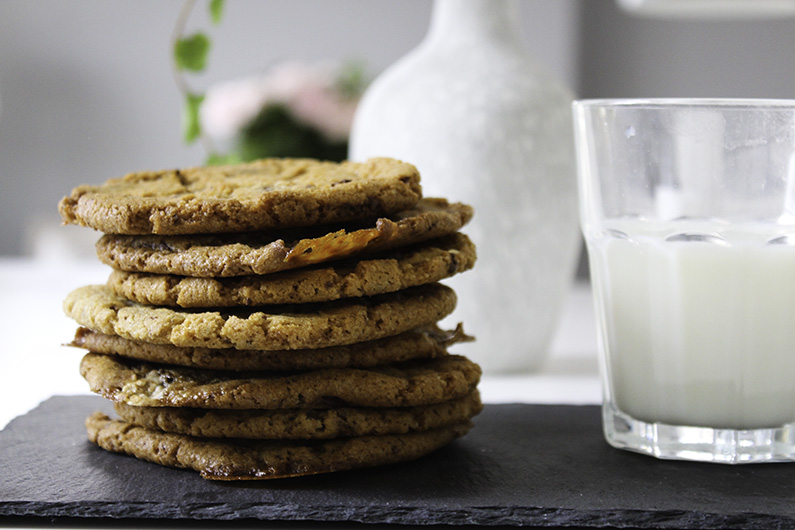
[58,157,422,235]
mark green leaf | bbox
[237,104,348,162]
[336,61,368,100]
[182,92,204,144]
[206,152,242,166]
[209,0,225,25]
[174,32,211,72]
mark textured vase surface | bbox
[349,0,580,372]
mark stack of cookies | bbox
[58,157,482,480]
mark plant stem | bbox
[171,0,195,95]
[171,0,217,156]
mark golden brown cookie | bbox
[80,353,482,409]
[70,325,472,371]
[94,198,473,278]
[63,283,456,351]
[107,233,476,307]
[111,390,482,439]
[86,412,472,480]
[59,157,422,235]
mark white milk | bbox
[588,219,795,430]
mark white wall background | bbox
[0,0,578,257]
[580,1,795,100]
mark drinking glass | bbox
[573,99,795,463]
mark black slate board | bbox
[1,396,793,528]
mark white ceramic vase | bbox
[349,0,580,372]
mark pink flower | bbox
[200,61,360,143]
[200,76,270,141]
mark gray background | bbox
[1,0,795,258]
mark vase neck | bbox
[425,0,522,47]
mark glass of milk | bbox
[573,98,795,463]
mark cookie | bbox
[95,198,473,278]
[63,282,456,351]
[86,412,472,480]
[107,233,476,307]
[70,324,472,371]
[59,157,422,235]
[111,390,482,439]
[80,353,482,409]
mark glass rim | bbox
[573,97,795,111]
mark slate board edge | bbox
[3,499,793,529]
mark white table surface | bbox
[0,257,601,430]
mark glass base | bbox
[603,402,795,464]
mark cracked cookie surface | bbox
[111,390,482,439]
[95,198,473,277]
[106,233,476,307]
[64,283,456,351]
[86,412,472,480]
[59,157,422,235]
[80,353,482,409]
[69,324,472,371]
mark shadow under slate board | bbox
[0,396,793,528]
